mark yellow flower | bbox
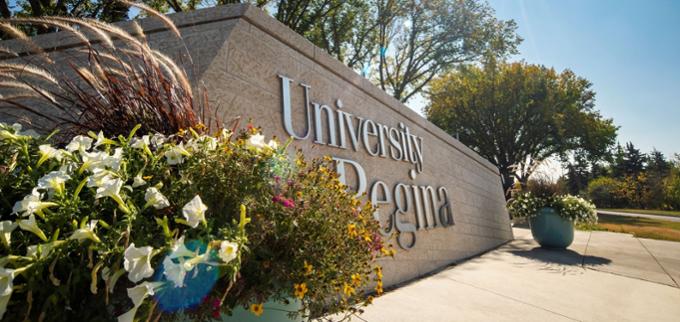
[250,303,264,317]
[363,233,372,243]
[351,273,362,285]
[294,283,308,299]
[347,223,358,238]
[365,295,374,305]
[375,266,383,280]
[303,261,313,275]
[343,283,355,297]
[375,280,384,295]
[296,191,303,199]
[380,247,396,257]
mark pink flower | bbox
[281,198,295,208]
[272,194,295,208]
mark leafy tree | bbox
[300,0,380,69]
[664,156,680,209]
[374,0,521,102]
[587,177,623,208]
[426,60,618,196]
[0,0,130,32]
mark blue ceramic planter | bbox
[221,298,303,322]
[529,207,574,249]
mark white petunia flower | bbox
[18,214,48,241]
[131,174,147,188]
[246,133,268,151]
[69,220,101,243]
[95,177,130,213]
[182,195,207,228]
[130,135,150,150]
[164,143,190,165]
[95,177,124,199]
[80,150,110,172]
[65,135,93,152]
[202,136,218,151]
[37,144,64,165]
[187,136,218,152]
[144,187,170,210]
[12,189,57,217]
[87,168,115,188]
[168,236,194,259]
[117,281,163,322]
[0,267,16,319]
[0,129,17,141]
[26,241,62,259]
[162,256,187,288]
[150,133,166,147]
[0,123,37,141]
[106,148,124,171]
[0,221,17,248]
[218,241,238,263]
[94,131,116,147]
[123,243,155,283]
[267,139,279,150]
[37,170,71,196]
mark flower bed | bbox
[0,123,390,321]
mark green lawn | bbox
[600,208,680,218]
[579,214,680,242]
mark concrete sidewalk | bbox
[351,228,680,322]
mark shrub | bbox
[586,177,623,208]
[0,123,389,321]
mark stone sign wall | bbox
[0,4,513,288]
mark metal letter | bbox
[333,157,367,197]
[279,74,312,140]
[394,183,417,249]
[370,180,395,237]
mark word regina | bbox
[279,75,455,249]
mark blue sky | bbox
[484,0,680,159]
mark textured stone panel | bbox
[0,4,513,288]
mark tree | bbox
[565,154,590,195]
[374,0,521,102]
[611,143,626,179]
[426,60,618,196]
[647,149,669,177]
[587,177,624,208]
[3,0,130,26]
[622,142,646,177]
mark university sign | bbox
[0,4,513,287]
[279,75,454,249]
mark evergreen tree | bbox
[622,142,646,177]
[611,143,626,179]
[647,149,670,177]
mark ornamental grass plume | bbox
[0,4,216,141]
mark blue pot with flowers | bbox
[508,193,598,249]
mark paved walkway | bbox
[351,228,680,322]
[598,210,680,222]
